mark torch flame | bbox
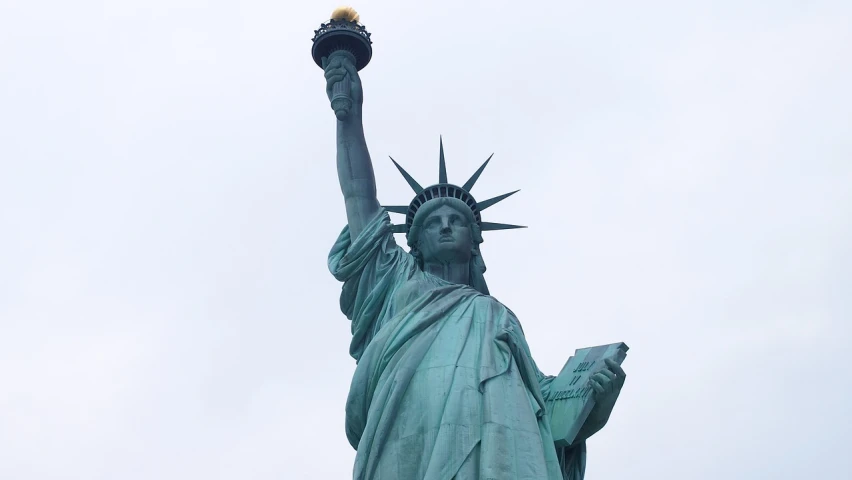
[331,6,360,23]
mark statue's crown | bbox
[384,137,525,235]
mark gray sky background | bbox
[1,1,850,478]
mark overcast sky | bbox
[1,1,850,478]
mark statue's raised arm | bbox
[323,54,380,241]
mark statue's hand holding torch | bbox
[323,52,362,120]
[311,6,372,121]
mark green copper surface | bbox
[318,25,628,480]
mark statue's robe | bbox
[329,210,586,480]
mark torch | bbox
[311,7,373,120]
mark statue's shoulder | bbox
[388,265,427,304]
[471,291,503,306]
[471,293,520,320]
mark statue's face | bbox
[417,205,473,264]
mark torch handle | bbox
[331,76,352,120]
[328,50,356,120]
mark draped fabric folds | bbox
[329,209,585,480]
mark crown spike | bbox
[480,222,527,231]
[438,136,448,184]
[390,156,424,193]
[477,190,520,211]
[461,153,494,192]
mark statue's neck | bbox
[423,261,470,286]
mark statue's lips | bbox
[439,235,454,242]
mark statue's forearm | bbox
[575,416,604,444]
[574,400,614,444]
[337,115,380,239]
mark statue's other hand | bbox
[586,359,626,428]
[322,55,363,109]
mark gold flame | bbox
[330,6,360,23]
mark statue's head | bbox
[387,137,525,295]
[408,198,482,264]
[407,197,488,293]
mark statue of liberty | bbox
[317,8,627,480]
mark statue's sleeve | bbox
[328,209,415,361]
